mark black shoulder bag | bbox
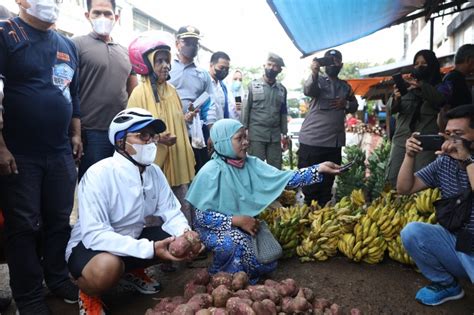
[433,169,473,254]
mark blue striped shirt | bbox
[416,155,474,233]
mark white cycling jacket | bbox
[66,152,190,261]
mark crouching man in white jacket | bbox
[66,108,202,314]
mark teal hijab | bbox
[186,119,293,217]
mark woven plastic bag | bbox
[252,221,283,263]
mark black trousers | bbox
[68,226,170,279]
[0,154,76,309]
[297,144,342,206]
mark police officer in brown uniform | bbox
[242,53,288,169]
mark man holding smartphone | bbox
[298,49,358,206]
[397,104,474,306]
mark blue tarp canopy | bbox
[266,0,464,57]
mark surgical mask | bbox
[24,0,59,23]
[265,68,279,80]
[412,66,431,81]
[126,142,157,166]
[214,67,229,81]
[180,45,198,59]
[232,81,242,92]
[91,16,115,36]
[325,65,342,77]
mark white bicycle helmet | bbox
[108,107,166,145]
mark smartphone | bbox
[414,134,445,151]
[339,161,355,172]
[235,96,242,103]
[392,73,408,96]
[314,56,334,67]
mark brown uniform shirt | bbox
[73,33,132,130]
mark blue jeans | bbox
[78,130,114,181]
[0,154,76,309]
[401,222,474,285]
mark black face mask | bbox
[181,45,198,59]
[412,65,431,81]
[214,67,229,81]
[325,65,342,77]
[265,68,279,80]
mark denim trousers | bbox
[78,130,114,182]
[0,154,76,309]
[401,222,474,285]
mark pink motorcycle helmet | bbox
[128,30,173,75]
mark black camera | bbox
[313,56,334,67]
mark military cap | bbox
[176,25,201,39]
[267,52,285,67]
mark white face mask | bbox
[24,0,59,24]
[126,142,157,166]
[91,16,115,36]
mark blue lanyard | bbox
[219,80,229,119]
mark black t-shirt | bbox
[0,17,80,155]
[441,70,472,108]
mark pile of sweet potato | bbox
[145,269,362,315]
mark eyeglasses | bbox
[127,132,159,143]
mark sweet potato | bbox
[350,308,362,315]
[263,286,280,305]
[187,293,213,310]
[296,287,315,303]
[234,290,251,300]
[281,296,311,314]
[169,236,193,258]
[212,285,233,308]
[226,297,256,315]
[184,282,207,300]
[211,272,233,289]
[263,279,279,288]
[313,298,331,311]
[193,268,211,286]
[171,304,194,315]
[152,297,185,313]
[196,310,212,315]
[280,279,298,297]
[231,271,249,291]
[169,231,201,258]
[329,303,342,315]
[252,299,277,315]
[209,307,229,315]
[248,285,269,302]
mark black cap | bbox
[176,25,200,39]
[324,49,342,60]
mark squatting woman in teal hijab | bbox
[186,119,341,282]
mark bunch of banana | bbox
[338,215,387,264]
[405,207,437,224]
[350,189,366,209]
[296,207,341,262]
[387,235,415,265]
[335,206,361,234]
[267,204,312,257]
[414,188,441,215]
[278,190,297,207]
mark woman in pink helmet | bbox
[127,31,195,224]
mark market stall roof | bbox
[266,0,468,57]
